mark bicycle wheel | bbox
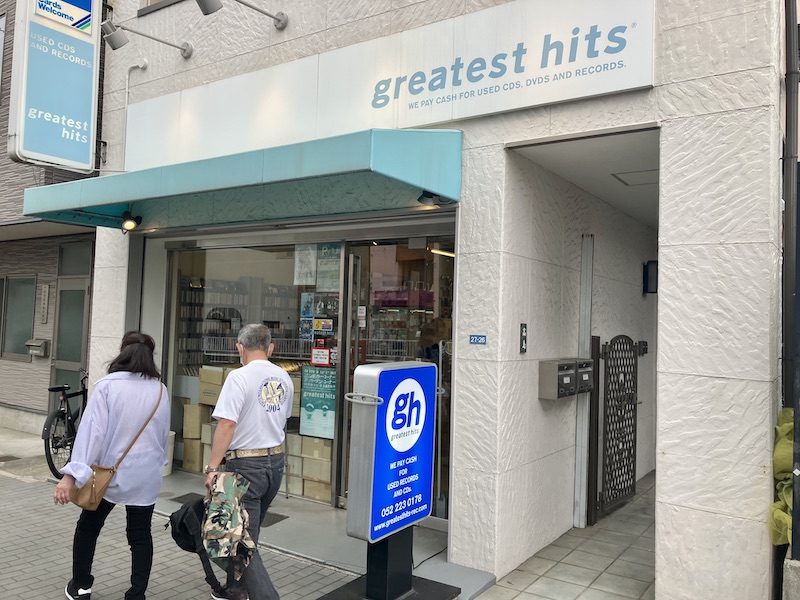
[43,411,73,479]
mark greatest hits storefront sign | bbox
[346,362,436,543]
[7,0,100,172]
[125,0,654,170]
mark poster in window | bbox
[299,366,336,439]
[315,242,341,292]
[300,293,314,318]
[294,244,317,286]
[299,319,313,339]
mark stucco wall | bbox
[450,139,657,576]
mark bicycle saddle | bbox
[48,384,71,393]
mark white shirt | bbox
[212,359,293,449]
[62,372,170,506]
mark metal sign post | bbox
[321,361,460,600]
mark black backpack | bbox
[166,497,225,594]
[168,497,206,552]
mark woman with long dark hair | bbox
[54,331,170,600]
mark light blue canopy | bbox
[23,129,462,229]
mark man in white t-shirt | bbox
[204,324,294,600]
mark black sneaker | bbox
[210,587,248,600]
[65,580,92,600]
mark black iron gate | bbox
[599,334,639,513]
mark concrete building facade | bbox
[19,0,784,598]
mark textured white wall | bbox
[88,228,131,386]
[92,0,784,596]
[450,141,657,576]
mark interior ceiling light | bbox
[121,211,142,233]
[100,19,194,59]
[611,169,659,186]
[195,0,288,29]
[430,248,456,258]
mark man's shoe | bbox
[65,580,92,600]
[210,587,248,600]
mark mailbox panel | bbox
[576,359,594,393]
[539,359,577,400]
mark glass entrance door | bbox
[336,238,454,518]
[50,243,93,409]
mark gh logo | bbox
[385,378,426,452]
[392,391,421,430]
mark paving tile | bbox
[604,558,654,583]
[589,573,649,599]
[525,576,585,600]
[618,547,655,567]
[544,563,601,587]
[601,520,649,537]
[641,525,655,539]
[640,581,655,599]
[590,529,637,547]
[519,556,557,576]
[576,539,627,559]
[497,569,540,591]
[576,589,632,599]
[552,533,587,550]
[629,536,655,552]
[476,584,524,600]
[535,545,573,562]
[567,527,595,539]
[610,513,654,528]
[561,550,616,572]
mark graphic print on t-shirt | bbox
[258,378,288,413]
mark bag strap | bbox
[113,384,163,469]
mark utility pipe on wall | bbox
[785,0,800,561]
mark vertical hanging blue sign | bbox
[23,22,94,164]
[7,0,100,172]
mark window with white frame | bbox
[1,276,37,361]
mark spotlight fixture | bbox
[195,0,288,29]
[417,190,438,206]
[100,20,193,58]
[121,211,142,233]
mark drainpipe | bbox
[121,59,148,170]
[786,1,800,561]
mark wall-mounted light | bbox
[195,0,288,29]
[417,191,438,206]
[121,211,142,233]
[100,20,193,58]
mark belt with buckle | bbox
[225,444,283,459]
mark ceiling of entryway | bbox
[510,128,659,230]
[0,219,94,241]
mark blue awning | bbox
[23,129,462,229]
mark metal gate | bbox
[599,334,639,513]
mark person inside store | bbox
[204,323,295,600]
[53,331,171,600]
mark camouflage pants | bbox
[226,454,284,600]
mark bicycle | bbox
[42,368,89,479]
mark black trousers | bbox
[72,498,155,600]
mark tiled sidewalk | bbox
[477,472,655,600]
[0,471,356,600]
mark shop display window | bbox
[169,245,339,503]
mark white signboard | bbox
[7,0,101,172]
[126,0,653,170]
